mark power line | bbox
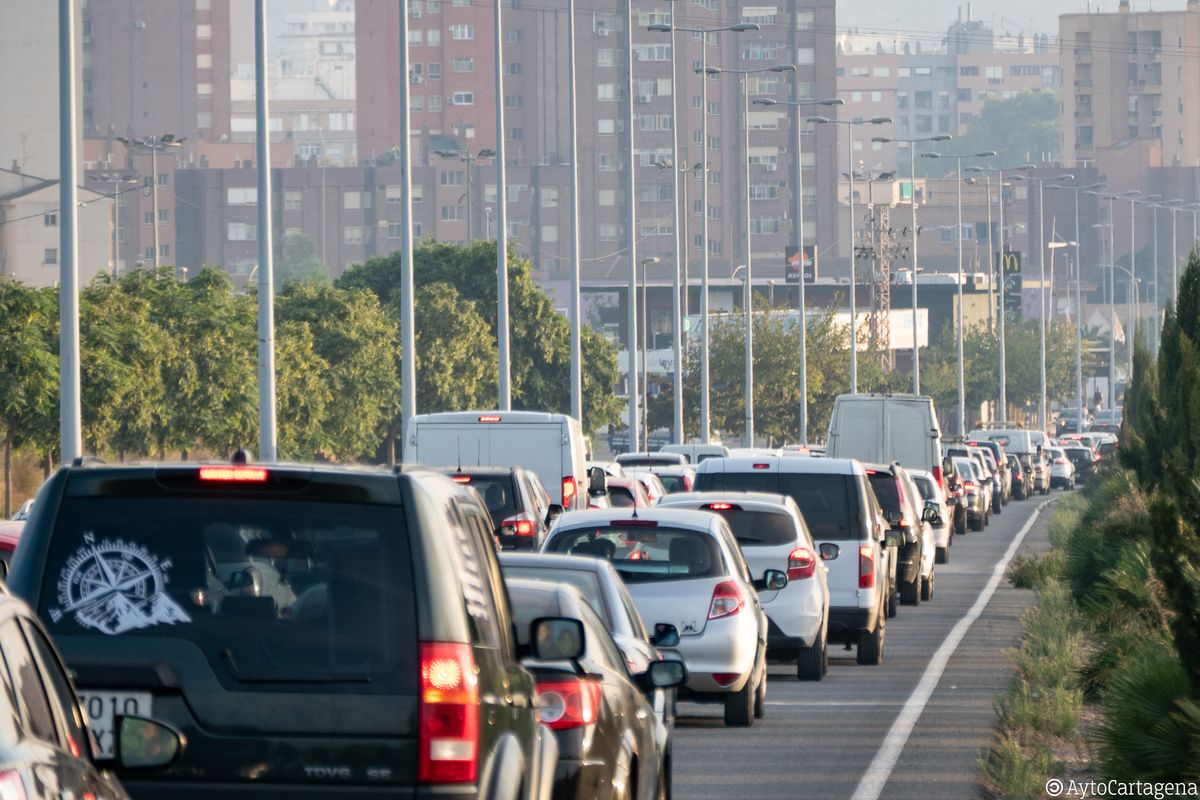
[0,183,142,227]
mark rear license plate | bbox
[79,691,152,759]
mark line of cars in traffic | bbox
[0,403,1121,799]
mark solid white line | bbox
[765,701,907,707]
[848,499,1054,800]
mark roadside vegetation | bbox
[982,251,1200,798]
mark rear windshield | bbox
[501,565,611,627]
[458,475,516,526]
[913,476,937,502]
[695,472,858,540]
[608,487,636,507]
[40,497,416,692]
[657,475,688,493]
[546,525,725,583]
[617,457,675,467]
[866,472,904,516]
[704,508,798,547]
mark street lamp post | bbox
[1088,189,1119,407]
[567,0,582,425]
[640,256,660,451]
[757,96,842,443]
[922,150,996,436]
[705,63,795,448]
[813,115,894,393]
[732,264,752,445]
[433,149,495,241]
[116,134,184,269]
[1127,193,1161,362]
[878,135,952,394]
[87,172,139,277]
[656,157,694,445]
[648,20,759,444]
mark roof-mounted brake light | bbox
[198,466,268,482]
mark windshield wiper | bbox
[221,648,373,684]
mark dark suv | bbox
[10,460,557,799]
[437,466,560,550]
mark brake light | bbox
[502,517,535,537]
[478,415,502,423]
[752,463,770,470]
[787,547,816,580]
[198,466,268,482]
[703,502,738,511]
[450,475,472,484]
[682,475,693,491]
[535,678,602,730]
[932,465,944,492]
[418,642,479,783]
[707,581,744,620]
[562,476,578,507]
[858,545,875,589]
[612,519,658,527]
[1055,458,1068,466]
[963,481,977,491]
[712,673,740,687]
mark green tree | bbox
[921,90,1060,177]
[274,320,333,460]
[276,232,328,289]
[0,281,57,515]
[414,282,496,413]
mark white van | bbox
[967,428,1038,456]
[826,394,946,490]
[659,443,731,464]
[404,411,590,510]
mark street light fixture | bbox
[875,134,951,396]
[811,115,894,393]
[648,20,758,444]
[116,134,185,269]
[706,63,796,447]
[757,95,842,443]
[434,148,495,241]
[922,149,996,436]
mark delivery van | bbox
[405,411,590,510]
[826,393,946,490]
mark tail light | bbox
[502,516,535,537]
[712,672,740,687]
[199,466,268,482]
[963,481,977,491]
[1055,458,1068,466]
[0,772,24,800]
[418,642,479,784]
[682,475,693,491]
[932,465,945,493]
[561,476,578,508]
[535,678,602,730]
[787,547,816,580]
[707,581,745,620]
[858,545,875,589]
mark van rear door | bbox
[480,423,570,507]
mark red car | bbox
[0,519,23,576]
[589,476,653,510]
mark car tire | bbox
[993,497,1002,515]
[936,545,948,564]
[856,613,885,665]
[886,579,898,618]
[753,666,766,719]
[970,513,984,532]
[921,569,934,601]
[656,759,670,800]
[956,512,968,535]
[724,675,755,727]
[796,625,827,681]
[900,574,921,606]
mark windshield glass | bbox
[547,525,725,583]
[703,508,798,546]
[456,474,516,526]
[502,565,611,627]
[694,471,858,540]
[41,498,415,690]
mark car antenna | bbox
[456,438,462,473]
[476,441,482,466]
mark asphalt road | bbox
[671,493,1058,800]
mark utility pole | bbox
[59,0,82,463]
[254,0,277,461]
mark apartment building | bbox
[1060,0,1200,168]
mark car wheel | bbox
[970,513,984,532]
[753,665,766,719]
[796,625,827,681]
[921,569,934,601]
[886,579,898,618]
[723,675,755,727]
[656,759,670,800]
[856,613,885,665]
[956,512,968,535]
[993,497,1002,515]
[900,574,921,606]
[936,545,948,565]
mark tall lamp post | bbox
[647,19,759,444]
[1127,193,1161,358]
[705,63,795,448]
[433,148,495,241]
[921,149,996,436]
[116,134,184,269]
[1161,199,1185,310]
[732,264,752,445]
[639,256,660,451]
[812,115,894,393]
[655,157,697,445]
[875,134,951,396]
[86,172,139,277]
[756,96,842,443]
[1087,189,1118,407]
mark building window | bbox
[226,187,257,205]
[597,49,614,67]
[441,205,465,221]
[407,30,423,45]
[284,191,302,210]
[599,224,618,241]
[227,222,257,241]
[159,244,170,259]
[541,225,559,243]
[428,96,443,111]
[597,83,616,102]
[598,119,616,134]
[449,24,473,39]
[451,91,474,105]
[197,53,212,69]
[914,91,932,109]
[145,247,155,260]
[598,189,616,207]
[43,213,57,227]
[504,62,523,76]
[43,248,57,264]
[412,95,424,111]
[196,24,212,39]
[598,153,617,171]
[508,128,523,141]
[440,171,464,187]
[427,30,441,46]
[451,56,474,72]
[504,94,522,108]
[388,222,404,239]
[541,187,559,207]
[344,226,363,244]
[343,191,362,210]
[144,211,154,225]
[158,208,169,222]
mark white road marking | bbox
[849,500,1053,800]
[765,701,907,707]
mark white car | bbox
[544,508,777,727]
[656,492,831,680]
[623,470,668,504]
[615,451,689,468]
[909,469,953,565]
[1046,446,1076,489]
[626,464,697,494]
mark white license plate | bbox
[79,691,152,759]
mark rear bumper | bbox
[827,606,874,642]
[123,782,432,799]
[765,617,816,657]
[551,757,611,800]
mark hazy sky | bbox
[836,0,1183,40]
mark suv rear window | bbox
[703,508,797,547]
[459,474,517,526]
[867,472,906,517]
[547,525,724,583]
[695,472,858,540]
[40,497,416,692]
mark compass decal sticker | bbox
[50,532,191,635]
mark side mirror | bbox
[884,529,903,548]
[921,504,941,525]
[883,508,902,527]
[636,659,687,692]
[114,715,185,770]
[754,569,788,592]
[818,542,840,561]
[530,617,585,660]
[588,466,608,496]
[545,503,564,524]
[650,623,680,648]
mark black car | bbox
[1063,446,1098,484]
[9,459,558,799]
[507,579,684,800]
[0,587,144,799]
[865,464,927,606]
[438,466,561,550]
[1007,454,1029,500]
[941,456,969,533]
